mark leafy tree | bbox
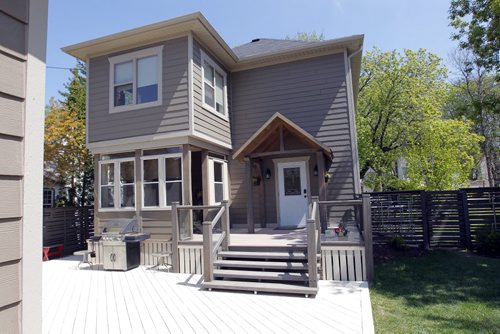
[286,31,324,42]
[449,0,500,72]
[59,60,87,120]
[446,49,499,186]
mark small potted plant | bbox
[335,223,349,239]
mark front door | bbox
[277,161,309,228]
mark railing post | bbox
[461,189,472,250]
[362,194,374,282]
[171,202,179,273]
[307,218,318,288]
[421,191,430,250]
[203,221,213,282]
[221,200,230,250]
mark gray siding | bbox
[88,37,190,143]
[230,53,356,223]
[0,2,28,330]
[192,39,231,145]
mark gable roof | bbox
[233,38,320,59]
[232,113,333,161]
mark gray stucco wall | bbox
[229,53,357,224]
[87,37,190,143]
[192,39,231,145]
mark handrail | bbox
[211,231,226,258]
[318,199,363,205]
[177,205,222,210]
[209,206,225,228]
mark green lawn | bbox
[370,250,500,333]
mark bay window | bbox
[99,159,135,209]
[201,51,228,118]
[109,45,163,112]
[142,154,183,208]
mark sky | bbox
[45,0,457,104]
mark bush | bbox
[476,230,500,256]
[388,235,408,250]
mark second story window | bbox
[201,51,228,118]
[109,45,163,113]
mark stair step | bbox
[218,250,312,260]
[214,259,309,270]
[202,280,318,296]
[228,245,307,252]
[214,269,309,281]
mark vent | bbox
[251,38,260,43]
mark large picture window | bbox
[109,45,163,112]
[99,159,135,209]
[201,51,228,118]
[142,154,183,208]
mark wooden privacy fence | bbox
[43,206,94,255]
[370,187,500,249]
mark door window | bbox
[284,167,301,196]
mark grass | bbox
[370,250,500,334]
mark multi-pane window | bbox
[201,51,227,117]
[142,154,183,208]
[99,159,135,209]
[209,158,228,204]
[43,188,53,208]
[109,46,163,112]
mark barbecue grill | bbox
[99,218,150,271]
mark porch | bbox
[43,257,374,334]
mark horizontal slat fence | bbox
[370,188,500,250]
[43,206,94,255]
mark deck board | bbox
[42,257,374,334]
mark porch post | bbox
[182,144,193,239]
[171,202,179,272]
[245,158,255,233]
[201,149,210,220]
[316,151,327,232]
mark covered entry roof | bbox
[232,113,333,161]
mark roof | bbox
[233,38,320,59]
[232,113,333,161]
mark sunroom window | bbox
[109,46,163,112]
[142,154,183,208]
[201,51,227,117]
[209,157,228,205]
[99,159,135,209]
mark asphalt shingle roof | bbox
[232,38,322,59]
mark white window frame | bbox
[43,188,53,208]
[200,50,228,120]
[208,157,229,205]
[108,45,163,113]
[141,153,183,210]
[98,158,136,211]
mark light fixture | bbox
[314,165,318,176]
[265,168,271,180]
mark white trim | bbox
[200,50,228,120]
[85,59,90,146]
[87,131,190,153]
[344,49,362,194]
[141,153,183,209]
[188,32,195,134]
[108,45,163,113]
[190,130,232,149]
[273,156,311,227]
[208,157,229,205]
[98,158,136,210]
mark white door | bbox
[277,161,309,228]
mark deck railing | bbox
[172,201,230,278]
[306,196,321,288]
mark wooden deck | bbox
[43,257,374,334]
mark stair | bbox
[202,246,319,297]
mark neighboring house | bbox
[0,1,48,333]
[63,12,363,239]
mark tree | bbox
[286,31,324,42]
[446,49,499,186]
[59,60,87,120]
[449,0,500,72]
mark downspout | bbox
[345,46,363,195]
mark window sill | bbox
[99,208,136,212]
[109,100,162,114]
[202,104,229,122]
[141,207,173,211]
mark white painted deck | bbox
[43,257,374,334]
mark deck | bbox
[43,257,374,334]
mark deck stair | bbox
[201,245,320,297]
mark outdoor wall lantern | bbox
[265,168,272,180]
[314,165,318,176]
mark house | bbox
[63,12,369,294]
[0,0,48,332]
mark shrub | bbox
[388,235,408,250]
[476,230,500,256]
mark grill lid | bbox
[100,218,139,235]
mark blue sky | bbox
[46,0,456,104]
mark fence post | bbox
[171,202,179,273]
[362,194,374,282]
[421,191,430,250]
[203,221,213,282]
[461,189,472,250]
[221,200,230,250]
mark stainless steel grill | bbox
[99,218,150,271]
